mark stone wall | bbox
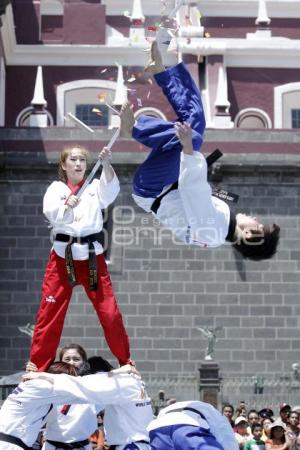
[1,143,300,377]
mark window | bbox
[234,108,271,129]
[291,109,300,129]
[75,104,108,127]
[274,83,300,128]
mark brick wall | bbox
[1,156,300,377]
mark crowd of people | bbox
[222,401,300,449]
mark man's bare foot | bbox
[175,122,194,155]
[145,41,165,74]
[119,102,135,138]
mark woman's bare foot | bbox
[119,102,135,138]
[175,122,194,155]
[145,41,165,74]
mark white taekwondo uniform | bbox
[0,373,143,450]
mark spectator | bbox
[222,403,235,427]
[259,409,274,421]
[235,416,251,449]
[286,411,300,449]
[280,404,292,425]
[236,406,248,420]
[265,420,292,450]
[261,417,274,442]
[247,410,260,437]
[244,423,265,450]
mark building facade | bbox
[0,0,300,391]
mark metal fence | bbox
[220,376,300,411]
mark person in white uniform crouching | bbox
[147,400,239,450]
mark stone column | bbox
[198,360,221,409]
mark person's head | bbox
[288,411,299,428]
[262,417,273,436]
[235,406,247,418]
[235,416,249,435]
[87,356,114,374]
[233,213,280,261]
[251,423,263,441]
[222,403,234,422]
[247,409,259,425]
[270,421,286,443]
[47,361,78,376]
[58,145,89,185]
[259,408,274,421]
[58,344,87,369]
[279,403,291,424]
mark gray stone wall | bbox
[1,154,300,378]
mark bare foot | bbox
[119,102,135,138]
[145,40,165,74]
[175,122,194,155]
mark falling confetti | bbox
[147,91,151,99]
[137,98,143,107]
[148,78,153,85]
[100,68,107,73]
[127,76,136,83]
[92,108,103,116]
[98,92,107,102]
[160,0,167,15]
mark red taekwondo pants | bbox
[30,250,130,371]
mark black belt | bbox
[55,233,98,291]
[109,440,150,449]
[46,439,90,450]
[0,432,32,450]
[166,406,206,420]
[150,149,239,215]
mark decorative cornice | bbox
[1,5,177,66]
[177,37,300,68]
[39,0,300,19]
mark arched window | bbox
[15,106,54,126]
[234,108,272,129]
[56,79,119,126]
[274,82,300,129]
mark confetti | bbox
[132,19,144,26]
[97,92,107,102]
[205,32,211,38]
[123,10,130,17]
[147,91,151,99]
[127,76,136,83]
[148,78,153,85]
[92,108,103,116]
[137,98,143,107]
[160,1,167,15]
[100,68,107,73]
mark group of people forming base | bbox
[0,41,282,450]
[0,343,238,450]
